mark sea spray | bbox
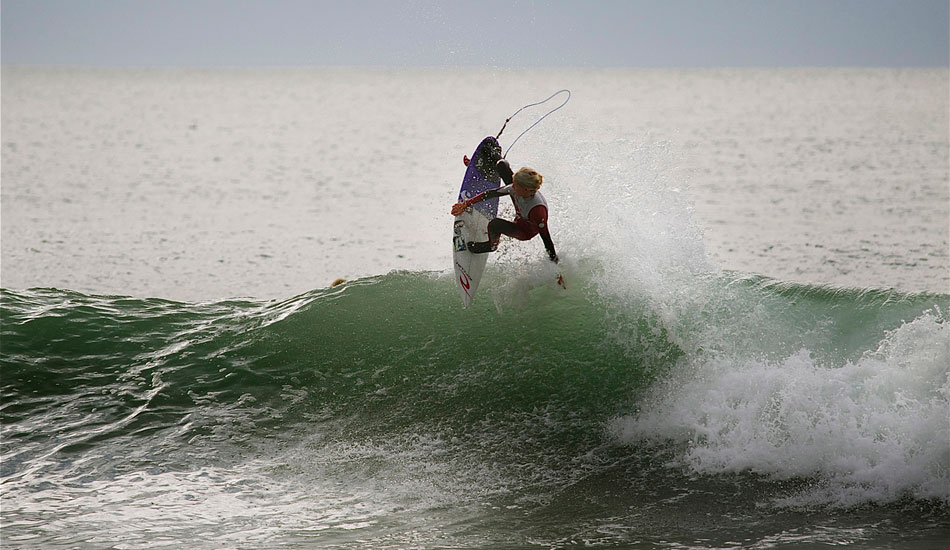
[490,129,950,508]
[492,128,711,363]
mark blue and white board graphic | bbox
[453,136,503,307]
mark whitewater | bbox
[2,67,948,549]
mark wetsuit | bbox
[464,159,558,263]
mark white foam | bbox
[609,309,950,507]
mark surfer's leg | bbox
[506,219,538,241]
[467,219,517,253]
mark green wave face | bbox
[1,268,676,445]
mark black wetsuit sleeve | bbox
[540,229,558,263]
[496,159,514,186]
[468,185,511,205]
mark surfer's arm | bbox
[540,230,558,263]
[496,158,514,186]
[450,186,512,215]
[530,205,558,263]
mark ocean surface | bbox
[1,67,948,548]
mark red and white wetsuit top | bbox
[500,184,550,240]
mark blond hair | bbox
[513,167,542,190]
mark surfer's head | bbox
[513,168,542,196]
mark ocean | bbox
[1,67,948,549]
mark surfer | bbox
[451,156,559,265]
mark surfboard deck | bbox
[453,136,503,307]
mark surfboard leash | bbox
[495,89,571,158]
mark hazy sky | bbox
[2,0,948,67]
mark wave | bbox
[2,265,948,510]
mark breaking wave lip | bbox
[608,306,950,507]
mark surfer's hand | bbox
[451,201,469,216]
[496,159,513,183]
[556,274,566,289]
[463,155,470,166]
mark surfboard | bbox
[453,136,503,307]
